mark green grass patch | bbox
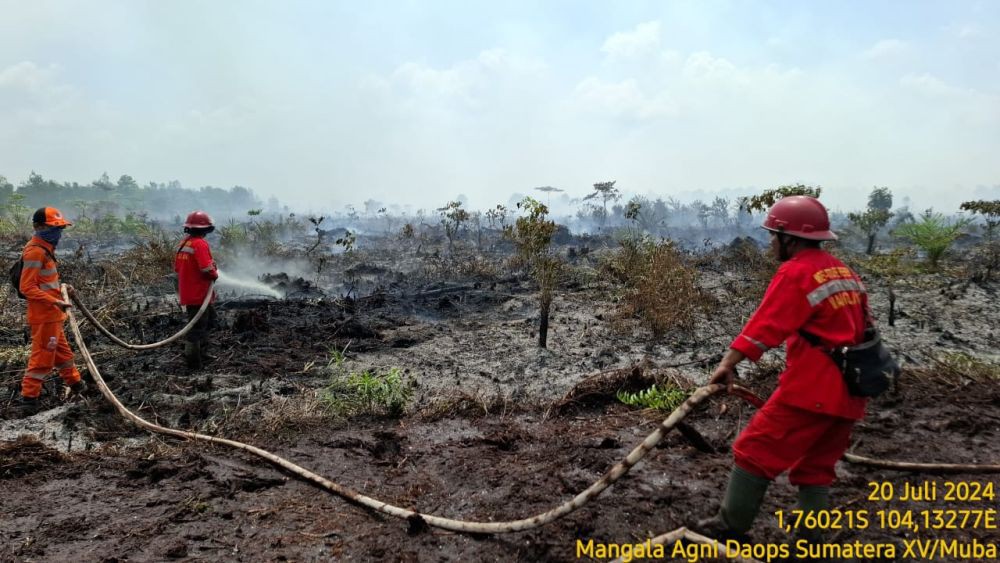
[321,367,414,417]
[931,352,1000,382]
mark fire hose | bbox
[69,281,215,350]
[62,284,1000,541]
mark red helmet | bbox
[761,196,837,241]
[183,210,214,228]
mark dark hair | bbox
[775,231,822,248]
[184,226,215,236]
[32,208,47,225]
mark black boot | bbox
[694,466,771,542]
[17,396,41,415]
[68,380,88,396]
[199,342,217,364]
[184,341,203,370]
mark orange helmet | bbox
[32,207,72,227]
[762,196,837,241]
[183,210,214,228]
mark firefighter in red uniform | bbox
[174,211,219,369]
[18,207,86,412]
[697,196,870,547]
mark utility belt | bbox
[799,327,900,398]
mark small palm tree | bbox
[893,211,970,269]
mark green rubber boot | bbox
[795,485,829,545]
[696,466,771,541]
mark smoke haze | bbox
[1,2,999,215]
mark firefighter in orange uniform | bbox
[174,211,219,369]
[697,196,870,546]
[18,207,86,412]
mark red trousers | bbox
[22,322,82,398]
[733,399,855,487]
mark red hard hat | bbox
[184,210,214,228]
[761,196,837,241]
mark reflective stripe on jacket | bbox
[730,248,869,419]
[174,236,218,306]
[20,237,66,324]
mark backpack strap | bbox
[176,236,193,255]
[27,243,57,264]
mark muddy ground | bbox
[1,237,999,562]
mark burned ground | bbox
[1,235,999,562]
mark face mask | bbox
[37,226,64,246]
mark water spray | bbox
[216,270,283,299]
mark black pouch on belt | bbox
[800,327,900,397]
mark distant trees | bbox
[582,180,621,231]
[0,171,263,222]
[0,175,13,207]
[848,186,895,254]
[485,204,509,231]
[438,200,470,254]
[708,196,731,228]
[740,184,822,214]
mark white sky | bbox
[1,0,998,214]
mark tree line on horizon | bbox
[0,171,264,223]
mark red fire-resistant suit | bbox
[729,248,868,486]
[20,237,82,398]
[175,236,218,305]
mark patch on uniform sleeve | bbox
[806,278,866,308]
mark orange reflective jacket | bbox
[20,237,66,324]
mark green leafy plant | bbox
[0,192,32,235]
[327,347,347,372]
[893,210,970,269]
[219,218,250,247]
[960,200,1000,241]
[504,197,563,348]
[438,200,470,254]
[852,247,918,326]
[617,384,690,412]
[321,367,413,417]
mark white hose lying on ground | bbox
[64,283,1000,540]
[69,282,215,350]
[65,284,734,533]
